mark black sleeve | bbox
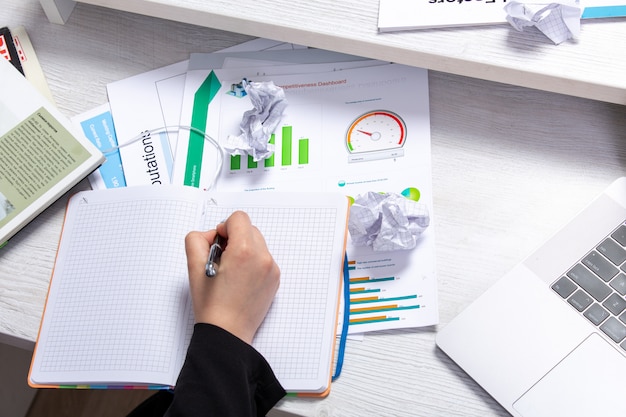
[165,323,286,417]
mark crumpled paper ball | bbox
[224,79,288,161]
[504,1,582,44]
[349,191,430,252]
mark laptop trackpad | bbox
[513,333,625,417]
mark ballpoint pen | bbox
[205,233,226,277]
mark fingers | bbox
[184,211,280,344]
[217,210,253,242]
[220,211,276,279]
[185,230,216,278]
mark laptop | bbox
[436,177,626,417]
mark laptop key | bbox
[584,303,610,326]
[610,273,626,296]
[611,224,626,246]
[567,264,612,301]
[621,339,626,352]
[568,289,593,312]
[552,276,577,298]
[620,311,626,325]
[600,317,626,343]
[602,293,626,316]
[582,251,618,282]
[597,237,626,265]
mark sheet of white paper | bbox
[105,39,307,187]
[175,61,437,332]
[187,49,376,73]
[217,60,391,163]
[221,57,391,72]
[107,61,187,186]
[172,52,388,189]
[217,39,308,53]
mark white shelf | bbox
[40,0,626,104]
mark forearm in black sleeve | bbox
[165,323,286,417]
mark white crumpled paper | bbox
[504,1,583,44]
[349,192,430,252]
[224,79,288,162]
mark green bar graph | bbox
[230,155,241,170]
[265,135,275,168]
[229,126,310,171]
[282,126,292,166]
[298,138,309,165]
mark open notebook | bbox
[29,186,349,396]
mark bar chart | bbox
[346,257,424,329]
[229,125,311,171]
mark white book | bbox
[377,0,626,32]
[29,186,349,396]
[0,58,104,244]
[377,0,509,32]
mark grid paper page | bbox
[201,203,344,392]
[31,193,199,386]
[30,188,347,393]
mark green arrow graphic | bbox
[184,70,221,187]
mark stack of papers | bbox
[72,39,439,334]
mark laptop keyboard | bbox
[552,223,626,352]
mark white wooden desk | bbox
[38,0,626,105]
[2,2,626,416]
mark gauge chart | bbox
[345,110,406,163]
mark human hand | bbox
[185,211,280,345]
